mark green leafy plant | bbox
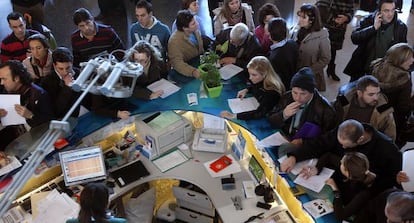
[199,51,221,88]
[199,63,221,88]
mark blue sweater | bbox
[130,17,170,61]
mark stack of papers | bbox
[147,78,180,98]
[227,97,259,114]
[31,189,79,223]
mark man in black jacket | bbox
[281,119,401,193]
[40,47,80,119]
[268,67,337,142]
[0,60,53,150]
[267,17,299,89]
[344,0,407,82]
[213,23,263,80]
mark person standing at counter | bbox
[0,60,53,150]
[129,40,168,100]
[168,9,204,83]
[220,56,285,120]
[66,182,127,223]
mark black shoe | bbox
[327,64,340,81]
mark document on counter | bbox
[219,64,243,80]
[0,155,22,176]
[294,167,334,193]
[203,113,225,129]
[257,132,289,148]
[402,149,414,192]
[227,97,259,114]
[204,154,241,178]
[152,148,189,172]
[303,199,333,219]
[0,94,26,126]
[147,78,180,98]
[31,189,79,223]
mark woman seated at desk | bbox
[303,152,377,222]
[66,182,127,223]
[220,56,285,120]
[129,40,168,100]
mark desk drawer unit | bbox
[175,207,213,223]
[173,187,214,217]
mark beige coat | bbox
[291,28,331,91]
[168,30,204,77]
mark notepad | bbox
[152,148,189,172]
[147,78,180,98]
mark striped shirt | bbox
[0,29,39,62]
[71,23,124,67]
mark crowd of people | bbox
[0,0,413,222]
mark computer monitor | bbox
[248,155,265,184]
[59,146,107,186]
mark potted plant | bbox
[199,52,222,98]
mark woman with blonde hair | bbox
[212,0,254,36]
[129,40,168,100]
[371,43,413,146]
[220,56,285,120]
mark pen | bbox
[307,159,314,176]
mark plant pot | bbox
[204,82,223,98]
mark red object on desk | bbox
[0,176,12,193]
[210,155,232,173]
[54,138,69,149]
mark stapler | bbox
[231,195,243,210]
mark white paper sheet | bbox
[303,199,333,219]
[0,156,22,176]
[219,64,243,80]
[203,113,225,129]
[256,132,289,148]
[402,149,414,192]
[147,78,180,98]
[227,97,259,114]
[0,94,26,126]
[294,167,334,193]
[32,189,79,223]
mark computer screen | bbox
[248,155,265,183]
[59,146,107,186]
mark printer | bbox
[135,111,193,159]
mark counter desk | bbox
[3,75,340,223]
